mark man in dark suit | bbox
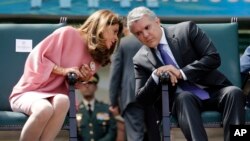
[109,16,161,141]
[127,6,245,141]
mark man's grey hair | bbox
[127,6,157,30]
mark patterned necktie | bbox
[87,103,92,116]
[157,44,210,100]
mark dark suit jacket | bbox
[133,21,232,107]
[78,100,117,141]
[109,35,142,114]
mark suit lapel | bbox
[144,45,163,68]
[163,27,184,68]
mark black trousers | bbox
[144,105,161,141]
[171,86,246,141]
[123,102,161,141]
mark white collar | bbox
[159,27,168,45]
[83,98,95,110]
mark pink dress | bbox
[9,26,100,114]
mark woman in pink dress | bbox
[9,9,123,141]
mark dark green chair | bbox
[0,23,78,140]
[160,22,250,140]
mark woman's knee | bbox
[53,94,70,112]
[30,100,54,121]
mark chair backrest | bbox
[0,23,65,111]
[162,23,241,87]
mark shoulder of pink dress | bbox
[54,26,78,35]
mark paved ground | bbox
[171,128,223,141]
[0,130,69,141]
[0,128,223,141]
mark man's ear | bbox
[155,17,161,25]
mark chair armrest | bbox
[67,72,78,85]
[66,72,78,140]
[160,73,170,84]
[160,73,171,140]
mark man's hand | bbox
[155,65,182,86]
[109,106,120,116]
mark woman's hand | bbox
[63,67,83,78]
[79,64,94,82]
[53,64,94,82]
[53,65,81,77]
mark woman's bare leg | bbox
[40,94,70,141]
[20,99,53,141]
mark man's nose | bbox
[142,31,149,38]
